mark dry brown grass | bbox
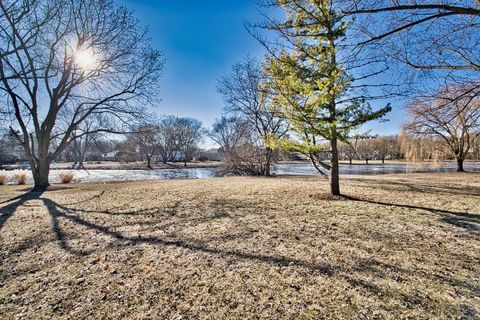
[0,172,6,185]
[0,173,479,319]
[58,172,75,184]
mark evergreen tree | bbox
[262,0,391,195]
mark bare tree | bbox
[217,56,288,176]
[401,133,448,163]
[343,1,480,72]
[157,115,179,164]
[356,137,376,165]
[371,135,400,164]
[404,84,480,171]
[0,0,165,190]
[130,124,159,169]
[175,117,204,167]
[342,0,480,105]
[338,142,357,164]
[63,115,109,169]
[208,116,251,152]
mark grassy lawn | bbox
[1,173,479,319]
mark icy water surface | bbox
[2,162,479,184]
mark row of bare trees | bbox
[339,135,402,165]
[120,116,205,169]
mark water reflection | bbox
[275,163,480,176]
[2,162,479,185]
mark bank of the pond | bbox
[1,161,480,185]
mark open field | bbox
[1,173,479,319]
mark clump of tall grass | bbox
[58,172,75,184]
[0,171,6,185]
[14,170,28,185]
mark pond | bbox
[1,162,479,185]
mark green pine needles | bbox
[261,0,391,195]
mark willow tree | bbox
[0,0,165,190]
[404,84,480,172]
[260,0,391,195]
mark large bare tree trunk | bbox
[456,157,465,172]
[32,157,50,191]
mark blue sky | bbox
[119,0,406,138]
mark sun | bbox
[74,48,97,70]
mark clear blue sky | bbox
[119,0,405,138]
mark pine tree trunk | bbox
[330,135,340,196]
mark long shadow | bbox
[343,195,479,219]
[41,197,333,274]
[0,191,43,231]
[349,176,480,197]
[343,195,480,237]
[5,194,477,311]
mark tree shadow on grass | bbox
[0,191,44,231]
[3,192,477,315]
[35,197,479,314]
[343,195,480,237]
[41,197,334,275]
[348,176,480,197]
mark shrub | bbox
[0,172,6,185]
[14,170,28,185]
[58,172,75,184]
[222,144,271,176]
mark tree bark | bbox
[147,155,152,169]
[265,147,272,176]
[32,157,50,191]
[456,157,465,172]
[330,134,341,196]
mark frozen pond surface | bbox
[2,162,479,184]
[275,162,480,176]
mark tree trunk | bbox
[77,158,85,170]
[349,158,352,165]
[365,159,369,165]
[265,147,272,177]
[147,155,152,169]
[381,158,385,164]
[456,157,465,172]
[330,135,340,196]
[32,158,50,191]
